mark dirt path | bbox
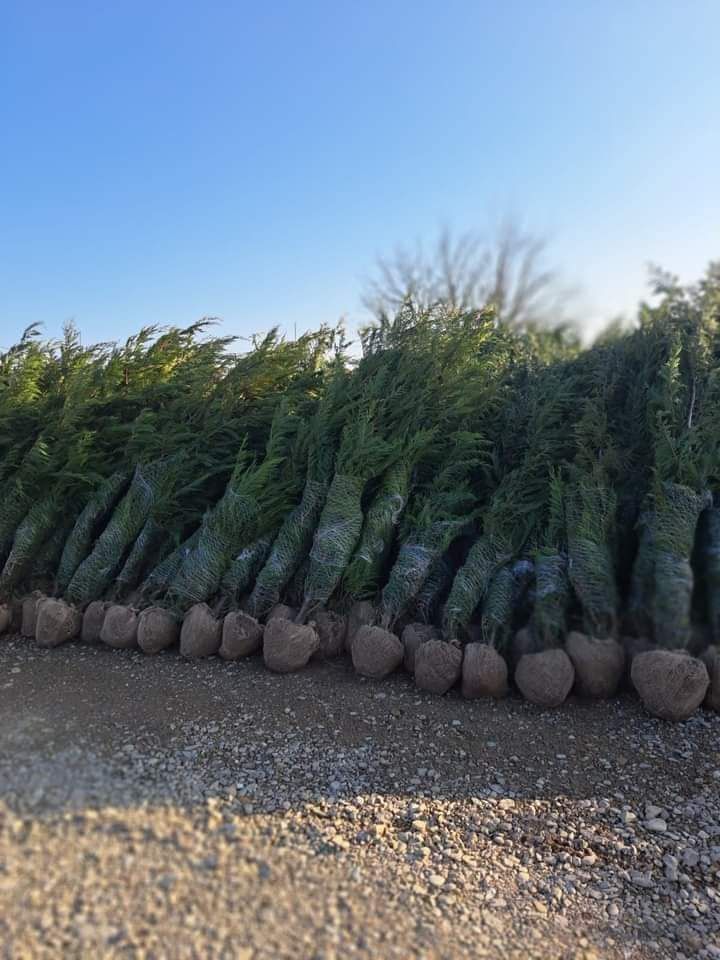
[1,633,719,959]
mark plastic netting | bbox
[699,508,720,643]
[654,482,711,556]
[411,554,453,624]
[443,535,509,642]
[285,555,310,609]
[114,518,169,598]
[56,472,129,593]
[0,487,32,562]
[653,551,694,648]
[0,496,59,597]
[167,488,260,611]
[532,553,570,647]
[140,529,200,601]
[343,461,409,601]
[220,533,273,606]
[300,473,365,617]
[66,460,170,606]
[651,482,710,648]
[627,512,655,638]
[567,535,618,638]
[380,519,464,628]
[31,516,75,581]
[480,563,514,648]
[245,479,327,620]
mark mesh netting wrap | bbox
[31,516,76,582]
[343,461,409,601]
[299,473,365,618]
[651,482,710,649]
[700,508,720,643]
[480,558,534,648]
[532,553,570,647]
[443,535,508,642]
[568,536,618,638]
[285,555,310,608]
[0,487,33,563]
[381,519,464,629]
[220,533,273,606]
[167,489,260,611]
[411,554,453,624]
[627,512,655,638]
[0,496,59,598]
[140,529,200,601]
[653,551,694,648]
[246,479,327,620]
[66,461,171,607]
[480,563,515,648]
[56,472,129,593]
[114,518,169,598]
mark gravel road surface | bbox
[1,634,719,959]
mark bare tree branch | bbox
[361,220,573,328]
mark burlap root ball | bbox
[81,600,111,644]
[345,600,376,653]
[35,598,82,648]
[220,610,263,660]
[515,648,575,708]
[311,609,347,660]
[138,606,180,654]
[263,617,319,673]
[631,649,709,721]
[180,603,222,658]
[100,604,139,650]
[414,639,462,695]
[21,592,45,638]
[461,643,508,699]
[401,623,439,674]
[566,632,625,699]
[701,646,720,713]
[266,604,298,624]
[351,625,402,679]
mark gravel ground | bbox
[1,633,719,960]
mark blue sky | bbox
[2,0,719,348]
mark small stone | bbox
[428,873,446,888]
[645,818,667,833]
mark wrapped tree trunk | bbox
[699,507,720,643]
[532,553,571,647]
[343,460,410,601]
[55,472,129,593]
[298,474,365,621]
[246,479,327,620]
[380,520,464,630]
[652,482,710,649]
[0,497,59,599]
[66,460,172,606]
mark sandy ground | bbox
[1,633,719,959]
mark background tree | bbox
[361,219,572,328]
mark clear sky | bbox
[2,0,719,348]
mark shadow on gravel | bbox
[0,633,716,818]
[1,635,718,959]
